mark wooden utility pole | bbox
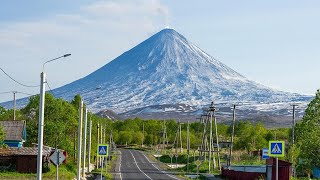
[209,107,213,172]
[213,107,221,171]
[13,91,16,120]
[199,113,207,160]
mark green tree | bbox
[0,124,5,142]
[295,90,320,171]
[22,93,78,156]
[118,131,132,145]
[234,121,268,153]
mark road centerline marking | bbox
[140,151,180,180]
[129,150,153,180]
[119,151,122,180]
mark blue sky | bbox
[1,0,319,102]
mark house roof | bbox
[0,120,26,141]
[0,147,52,156]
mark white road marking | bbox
[141,152,180,180]
[119,151,122,180]
[129,150,153,180]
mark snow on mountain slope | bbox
[6,28,311,114]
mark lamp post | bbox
[36,54,71,180]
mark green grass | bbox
[232,155,265,166]
[91,167,112,180]
[90,152,117,180]
[0,163,76,180]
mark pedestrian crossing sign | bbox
[268,141,285,157]
[97,144,108,157]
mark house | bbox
[0,120,26,147]
[0,146,52,173]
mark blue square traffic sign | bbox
[268,141,285,157]
[97,144,108,157]
[262,148,269,159]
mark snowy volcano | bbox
[50,28,309,114]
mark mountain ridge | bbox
[49,28,311,112]
[1,28,312,116]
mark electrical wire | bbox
[0,91,34,96]
[0,67,39,87]
[15,91,35,96]
[45,80,56,97]
[0,91,12,95]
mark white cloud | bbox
[0,0,170,102]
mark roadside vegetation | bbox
[0,90,319,179]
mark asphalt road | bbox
[114,149,181,180]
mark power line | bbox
[15,91,35,96]
[45,80,56,98]
[0,67,39,88]
[0,91,34,96]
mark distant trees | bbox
[110,116,288,155]
[2,92,311,166]
[234,122,268,152]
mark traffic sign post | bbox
[49,150,66,180]
[169,153,173,168]
[262,148,269,160]
[97,144,109,157]
[195,159,201,175]
[97,144,109,179]
[175,154,178,168]
[268,141,285,180]
[268,141,285,157]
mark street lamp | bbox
[37,54,71,180]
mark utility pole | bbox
[100,125,103,167]
[109,131,113,150]
[104,128,106,144]
[88,116,92,173]
[55,137,59,180]
[187,120,190,173]
[199,112,208,160]
[291,104,297,145]
[36,72,46,180]
[162,120,166,153]
[13,91,16,120]
[82,108,88,177]
[214,113,221,171]
[74,131,76,160]
[96,123,99,168]
[33,54,71,180]
[142,122,144,147]
[76,100,83,180]
[229,104,237,166]
[291,104,297,177]
[209,104,214,172]
[179,121,183,153]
